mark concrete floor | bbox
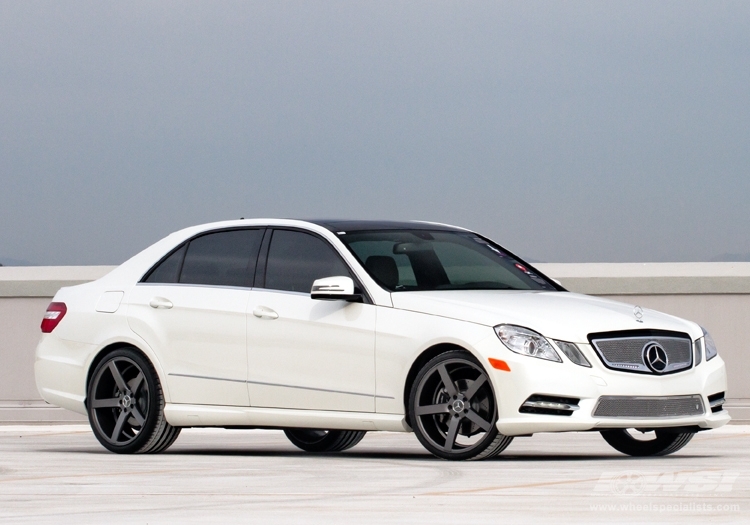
[0,425,747,524]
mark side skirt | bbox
[164,404,410,432]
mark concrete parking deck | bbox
[0,425,747,524]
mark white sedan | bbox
[35,219,729,460]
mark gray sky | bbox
[1,1,749,265]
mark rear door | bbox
[127,228,264,406]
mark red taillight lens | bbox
[41,302,67,333]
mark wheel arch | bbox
[85,340,169,407]
[402,342,476,428]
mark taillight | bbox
[41,302,67,333]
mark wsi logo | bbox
[593,470,739,495]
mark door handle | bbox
[253,306,278,320]
[149,297,173,309]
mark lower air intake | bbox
[593,395,705,419]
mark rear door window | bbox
[144,229,264,287]
[179,229,264,287]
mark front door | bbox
[247,229,376,412]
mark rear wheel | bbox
[284,429,366,452]
[600,428,695,457]
[87,347,180,454]
[409,350,513,460]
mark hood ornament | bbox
[633,306,644,323]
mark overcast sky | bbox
[1,1,749,265]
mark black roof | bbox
[307,220,468,233]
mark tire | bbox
[600,429,695,457]
[409,350,513,461]
[87,347,181,454]
[284,429,366,452]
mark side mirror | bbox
[311,276,362,302]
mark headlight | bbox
[693,339,703,366]
[702,327,718,361]
[494,324,561,362]
[553,340,591,367]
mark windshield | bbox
[338,230,558,292]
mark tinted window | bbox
[264,230,351,293]
[340,230,557,292]
[144,244,186,284]
[179,229,263,287]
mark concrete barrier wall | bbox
[2,263,748,423]
[0,267,114,423]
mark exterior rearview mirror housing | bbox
[311,276,362,302]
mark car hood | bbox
[389,290,701,343]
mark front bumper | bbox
[477,338,731,436]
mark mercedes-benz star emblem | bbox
[643,342,669,373]
[633,306,644,323]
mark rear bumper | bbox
[34,334,92,416]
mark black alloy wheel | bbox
[87,347,180,454]
[600,428,696,457]
[284,429,367,452]
[409,350,513,460]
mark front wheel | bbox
[87,347,180,454]
[600,429,695,457]
[284,429,366,452]
[409,350,513,460]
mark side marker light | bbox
[489,358,511,372]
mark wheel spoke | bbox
[108,361,128,392]
[437,364,458,396]
[111,410,128,442]
[465,409,492,432]
[91,397,120,409]
[443,416,460,451]
[462,373,488,401]
[415,403,450,416]
[130,407,146,427]
[130,372,145,396]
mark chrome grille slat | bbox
[590,334,692,374]
[593,395,705,418]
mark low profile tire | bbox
[87,347,181,454]
[409,350,513,461]
[600,429,695,457]
[284,429,366,453]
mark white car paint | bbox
[35,219,730,438]
[127,283,251,406]
[246,288,377,412]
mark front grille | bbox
[593,395,705,418]
[589,331,693,375]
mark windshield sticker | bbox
[473,237,507,257]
